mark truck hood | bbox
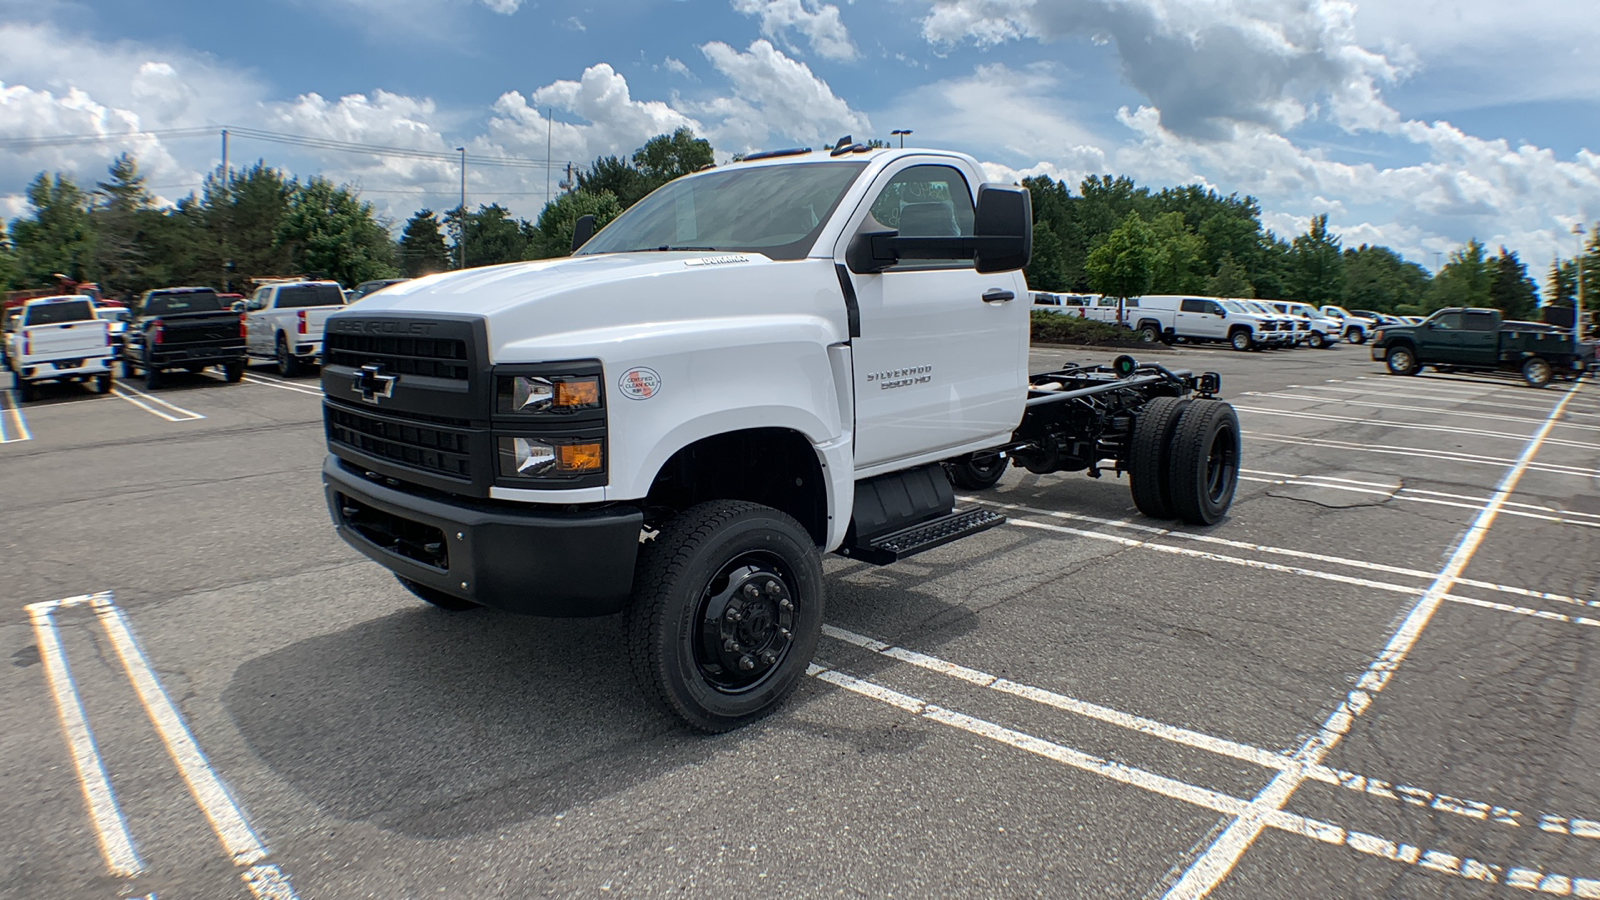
[344,252,775,319]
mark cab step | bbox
[840,508,1007,566]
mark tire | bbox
[93,373,111,394]
[395,575,479,611]
[143,360,162,390]
[1168,399,1241,526]
[1522,356,1553,389]
[1346,327,1367,345]
[1139,323,1161,344]
[121,358,137,378]
[276,333,301,377]
[13,372,34,403]
[626,500,823,733]
[1129,396,1191,519]
[222,360,244,383]
[1230,328,1253,351]
[947,452,1008,490]
[1385,346,1419,376]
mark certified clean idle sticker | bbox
[619,367,662,400]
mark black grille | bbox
[325,332,470,380]
[326,405,472,480]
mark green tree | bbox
[1486,248,1538,320]
[1205,251,1254,298]
[89,153,162,293]
[398,209,450,276]
[9,173,96,286]
[0,221,18,289]
[1285,214,1344,306]
[204,162,298,287]
[1024,220,1069,292]
[632,127,714,186]
[1085,212,1156,300]
[534,189,623,258]
[447,203,536,267]
[1146,211,1207,294]
[1426,239,1491,311]
[1342,244,1431,314]
[577,155,653,209]
[274,177,397,285]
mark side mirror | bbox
[231,300,246,313]
[571,215,596,254]
[844,183,1034,275]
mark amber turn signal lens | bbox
[554,377,600,408]
[555,442,603,472]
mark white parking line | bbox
[110,384,206,422]
[1165,380,1581,899]
[241,373,322,397]
[25,594,143,877]
[820,624,1600,844]
[1245,390,1600,432]
[1243,432,1600,481]
[0,388,32,442]
[1238,471,1600,530]
[807,663,1600,897]
[1312,383,1600,419]
[1234,406,1600,451]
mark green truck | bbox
[1370,307,1590,388]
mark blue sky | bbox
[2,0,1597,276]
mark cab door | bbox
[1458,310,1500,365]
[837,160,1028,470]
[1418,311,1466,361]
[244,289,271,354]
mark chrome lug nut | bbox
[760,651,777,665]
[743,584,761,599]
[765,581,783,596]
[738,655,755,671]
[778,598,793,611]
[724,639,741,653]
[725,608,742,623]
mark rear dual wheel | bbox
[1130,397,1240,525]
[947,452,1008,490]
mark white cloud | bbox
[662,57,696,80]
[694,39,870,152]
[481,0,524,13]
[732,0,858,61]
[880,62,1104,167]
[918,0,1404,140]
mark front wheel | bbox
[626,501,823,732]
[1230,329,1253,351]
[1385,346,1419,376]
[1522,356,1553,389]
[1308,332,1327,349]
[946,452,1008,490]
[1346,327,1367,345]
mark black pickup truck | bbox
[121,287,246,389]
[1371,307,1590,387]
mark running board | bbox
[838,508,1007,566]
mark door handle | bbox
[982,289,1015,303]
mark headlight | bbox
[498,375,602,414]
[498,436,604,478]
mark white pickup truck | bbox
[319,145,1240,731]
[5,295,113,401]
[243,280,346,376]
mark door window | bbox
[868,165,976,268]
[1463,311,1497,332]
[1432,312,1463,330]
[1180,298,1207,313]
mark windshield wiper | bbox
[653,245,718,251]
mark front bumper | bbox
[1370,345,1387,361]
[323,456,642,616]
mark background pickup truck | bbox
[243,280,346,376]
[1371,306,1589,387]
[121,287,246,389]
[317,143,1240,732]
[5,295,112,401]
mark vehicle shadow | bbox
[115,369,235,392]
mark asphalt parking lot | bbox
[2,343,1596,899]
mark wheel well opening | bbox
[645,428,827,546]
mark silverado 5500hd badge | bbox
[866,365,933,390]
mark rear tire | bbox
[946,453,1008,490]
[276,334,301,377]
[1522,356,1553,389]
[93,373,111,394]
[1139,323,1160,343]
[1230,328,1253,351]
[626,501,823,733]
[1385,346,1419,376]
[1168,400,1241,526]
[1129,396,1191,519]
[121,359,136,378]
[396,575,478,610]
[222,360,244,383]
[143,361,162,390]
[13,372,35,403]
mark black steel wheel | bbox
[626,500,823,732]
[276,333,301,377]
[947,452,1008,490]
[1522,356,1553,388]
[1385,346,1419,376]
[395,575,478,611]
[1168,400,1241,526]
[1129,395,1191,519]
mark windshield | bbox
[25,299,97,325]
[96,308,130,322]
[277,284,345,308]
[577,161,868,259]
[1220,300,1249,313]
[145,291,222,316]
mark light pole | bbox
[891,129,912,148]
[457,147,467,270]
[1576,223,1587,343]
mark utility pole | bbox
[546,109,553,209]
[220,128,229,185]
[457,147,467,270]
[1576,223,1587,343]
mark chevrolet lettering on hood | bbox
[331,319,437,335]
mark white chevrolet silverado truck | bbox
[6,295,113,401]
[320,144,1241,731]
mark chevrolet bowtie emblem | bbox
[352,363,397,403]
